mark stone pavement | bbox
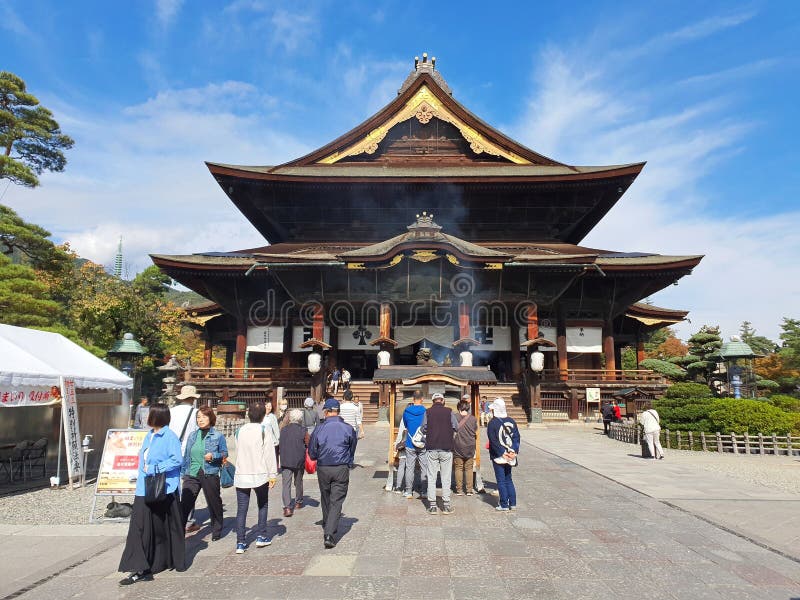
[1,423,799,599]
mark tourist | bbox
[261,399,280,448]
[341,368,351,390]
[118,403,184,585]
[132,396,149,429]
[601,401,614,436]
[170,385,200,454]
[303,396,320,433]
[639,407,665,460]
[424,392,458,515]
[233,403,278,554]
[402,390,428,498]
[170,384,200,532]
[612,400,622,422]
[393,418,407,493]
[316,396,329,422]
[340,389,362,443]
[453,397,478,496]
[352,393,365,439]
[480,396,491,427]
[279,409,307,517]
[180,406,228,541]
[487,398,520,511]
[330,367,341,394]
[307,398,358,549]
[277,399,290,428]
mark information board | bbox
[61,377,83,485]
[95,429,148,495]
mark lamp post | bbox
[108,333,145,423]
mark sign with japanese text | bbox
[0,386,61,407]
[61,377,83,484]
[95,429,148,495]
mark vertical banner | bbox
[61,377,83,486]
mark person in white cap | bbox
[303,396,320,434]
[170,385,200,532]
[486,398,520,511]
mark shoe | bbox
[403,492,413,499]
[255,536,271,548]
[283,507,293,517]
[235,543,247,554]
[441,504,454,515]
[493,457,508,464]
[508,505,516,511]
[427,505,438,514]
[294,500,303,509]
[185,523,201,534]
[324,535,336,549]
[393,489,402,494]
[119,571,153,585]
[495,505,510,512]
[454,491,463,496]
[211,533,221,541]
[466,491,474,496]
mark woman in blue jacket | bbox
[180,406,228,540]
[119,403,185,585]
[486,398,520,511]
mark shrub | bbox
[766,394,800,413]
[664,382,712,399]
[640,358,686,380]
[653,397,715,432]
[707,399,796,435]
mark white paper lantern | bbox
[377,350,391,366]
[307,352,322,373]
[459,351,473,367]
[531,351,545,373]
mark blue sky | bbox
[2,0,798,342]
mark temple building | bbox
[152,54,702,422]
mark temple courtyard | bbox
[1,424,798,600]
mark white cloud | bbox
[155,0,183,29]
[270,8,316,53]
[511,27,796,343]
[0,3,34,38]
[3,81,310,277]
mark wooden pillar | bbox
[309,304,326,402]
[556,306,568,381]
[234,320,247,373]
[281,321,293,368]
[603,320,616,380]
[458,302,471,340]
[569,388,579,420]
[510,319,522,381]
[202,336,212,368]
[380,302,392,339]
[636,329,645,367]
[329,325,338,371]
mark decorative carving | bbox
[416,347,439,366]
[446,254,460,266]
[485,262,503,270]
[317,84,531,165]
[346,262,366,270]
[410,250,439,263]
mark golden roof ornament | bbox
[407,211,442,238]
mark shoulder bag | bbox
[142,434,167,505]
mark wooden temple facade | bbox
[152,55,702,421]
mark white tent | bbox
[0,324,132,406]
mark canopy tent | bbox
[0,324,132,406]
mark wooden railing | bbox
[542,369,666,384]
[610,422,800,456]
[187,367,312,382]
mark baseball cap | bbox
[488,398,507,417]
[431,392,444,401]
[323,398,340,411]
[304,397,315,408]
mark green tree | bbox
[673,325,722,384]
[739,321,776,357]
[0,254,59,326]
[779,318,800,368]
[0,71,74,187]
[0,204,71,272]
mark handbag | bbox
[144,472,167,505]
[220,460,235,488]
[304,449,317,475]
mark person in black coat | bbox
[601,401,614,436]
[279,409,307,517]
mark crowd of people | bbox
[117,387,519,586]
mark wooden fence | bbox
[609,422,800,456]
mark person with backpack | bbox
[639,407,665,460]
[279,409,307,517]
[487,398,520,511]
[169,385,199,531]
[341,368,351,390]
[401,390,428,498]
[330,368,341,394]
[233,403,278,554]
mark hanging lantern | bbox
[307,351,322,373]
[531,351,545,373]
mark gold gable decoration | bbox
[318,85,532,165]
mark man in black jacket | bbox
[601,401,614,436]
[424,392,459,515]
[308,398,358,548]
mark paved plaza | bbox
[1,424,799,599]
